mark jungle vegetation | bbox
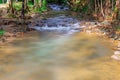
[0,0,120,20]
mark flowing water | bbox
[48,4,69,11]
[0,15,120,80]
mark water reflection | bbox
[0,31,119,80]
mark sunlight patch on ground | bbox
[0,4,8,8]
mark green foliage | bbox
[61,0,67,5]
[28,1,34,8]
[114,7,118,13]
[47,0,67,5]
[115,25,120,31]
[13,2,34,13]
[82,5,88,13]
[40,0,47,11]
[34,7,41,13]
[34,0,47,13]
[0,30,5,36]
[0,0,2,4]
[1,0,119,20]
[0,0,7,4]
[13,2,22,11]
[71,0,88,13]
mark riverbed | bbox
[0,29,120,80]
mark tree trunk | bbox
[24,0,29,11]
[100,0,105,18]
[39,0,42,7]
[21,0,25,19]
[8,0,14,14]
[95,0,97,13]
[34,0,41,11]
[115,0,120,20]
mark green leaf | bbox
[0,30,5,36]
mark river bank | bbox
[79,20,120,60]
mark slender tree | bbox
[34,0,42,11]
[7,0,14,14]
[21,0,25,19]
[115,0,120,19]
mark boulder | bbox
[111,55,120,60]
[114,51,120,55]
[118,42,120,48]
[111,45,120,60]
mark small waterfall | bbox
[48,4,69,11]
[29,16,82,34]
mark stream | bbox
[0,5,120,80]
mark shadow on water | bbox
[0,16,120,80]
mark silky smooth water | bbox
[0,31,119,80]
